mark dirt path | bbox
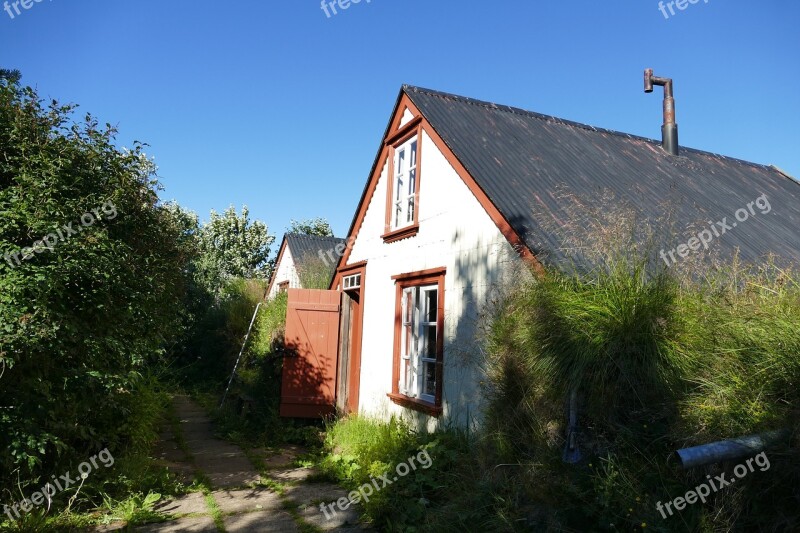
[101,395,369,532]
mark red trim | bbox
[339,260,367,272]
[384,117,423,239]
[385,116,422,146]
[330,92,423,283]
[387,393,442,416]
[392,267,447,281]
[333,261,367,414]
[381,224,419,243]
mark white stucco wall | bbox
[267,245,301,299]
[345,129,530,432]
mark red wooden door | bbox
[280,289,341,418]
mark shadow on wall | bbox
[280,334,337,418]
[405,218,533,433]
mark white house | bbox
[282,84,800,431]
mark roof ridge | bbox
[402,84,780,174]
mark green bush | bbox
[0,78,192,499]
[0,374,185,531]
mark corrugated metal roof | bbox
[285,233,345,281]
[404,85,800,267]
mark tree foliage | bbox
[0,78,193,487]
[195,205,274,293]
[288,217,334,237]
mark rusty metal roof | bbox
[404,85,800,267]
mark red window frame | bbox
[382,117,422,243]
[388,267,445,416]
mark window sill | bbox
[387,392,442,417]
[381,224,419,244]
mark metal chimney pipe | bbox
[644,69,679,156]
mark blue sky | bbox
[1,0,798,243]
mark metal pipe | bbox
[644,68,679,156]
[220,302,263,409]
[676,429,791,469]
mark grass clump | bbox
[317,415,512,532]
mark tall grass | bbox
[296,255,336,290]
[481,196,800,531]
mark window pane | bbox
[404,359,414,395]
[422,325,437,358]
[423,361,436,396]
[397,148,405,175]
[424,289,437,322]
[408,168,416,195]
[407,196,415,223]
[404,289,414,323]
[410,140,417,168]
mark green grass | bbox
[313,415,507,532]
[204,492,226,532]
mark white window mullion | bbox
[414,287,424,398]
[400,288,411,395]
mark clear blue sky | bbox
[1,0,798,241]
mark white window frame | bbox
[399,284,438,403]
[391,136,418,231]
[343,273,361,290]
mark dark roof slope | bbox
[286,233,345,263]
[404,85,800,266]
[285,233,345,283]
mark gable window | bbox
[278,281,289,293]
[392,136,417,230]
[382,117,423,243]
[389,268,445,415]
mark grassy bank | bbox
[314,253,799,532]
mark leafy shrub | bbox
[0,78,192,497]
